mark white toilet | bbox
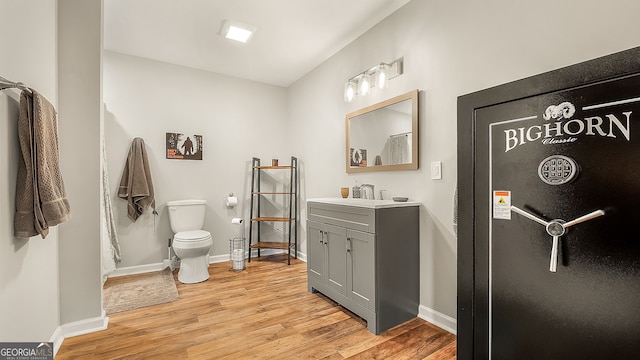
[167,199,213,284]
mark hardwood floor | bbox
[57,254,456,359]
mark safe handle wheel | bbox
[510,206,605,272]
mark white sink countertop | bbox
[307,198,420,209]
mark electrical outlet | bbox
[431,161,442,180]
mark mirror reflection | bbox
[346,89,419,173]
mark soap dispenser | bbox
[352,180,361,198]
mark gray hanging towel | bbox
[14,89,71,238]
[118,137,155,222]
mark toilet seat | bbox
[174,230,211,242]
[173,230,212,252]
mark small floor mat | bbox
[103,269,179,314]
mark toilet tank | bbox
[166,199,207,233]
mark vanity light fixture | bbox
[343,57,403,102]
[220,20,256,43]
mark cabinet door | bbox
[307,220,325,286]
[326,224,347,297]
[347,229,375,310]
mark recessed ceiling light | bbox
[220,20,256,43]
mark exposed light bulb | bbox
[358,73,371,96]
[376,64,389,89]
[344,81,356,102]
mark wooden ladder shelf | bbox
[248,156,298,264]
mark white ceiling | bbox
[104,0,411,87]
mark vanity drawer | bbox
[307,201,375,233]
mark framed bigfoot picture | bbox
[166,132,203,160]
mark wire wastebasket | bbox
[229,237,246,271]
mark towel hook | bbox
[0,76,32,93]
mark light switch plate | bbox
[431,161,442,180]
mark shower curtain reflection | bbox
[389,132,412,165]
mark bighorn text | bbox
[504,112,632,152]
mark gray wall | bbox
[58,0,103,325]
[0,0,60,342]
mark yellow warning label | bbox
[493,190,511,220]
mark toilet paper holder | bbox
[226,193,238,208]
[230,217,246,271]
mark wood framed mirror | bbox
[346,89,419,173]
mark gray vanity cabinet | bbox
[307,199,419,335]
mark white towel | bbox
[102,138,121,281]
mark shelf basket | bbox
[229,237,246,271]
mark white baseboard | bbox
[418,305,457,335]
[50,325,64,357]
[109,255,229,278]
[109,250,307,278]
[52,311,109,356]
[109,262,167,277]
[248,249,307,262]
[296,251,307,262]
[61,311,109,338]
[208,254,228,264]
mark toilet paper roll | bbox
[232,249,244,261]
[233,260,244,270]
[226,196,238,207]
[231,217,243,224]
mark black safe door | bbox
[473,73,640,359]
